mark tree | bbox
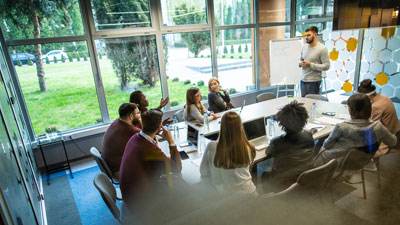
[173,3,211,57]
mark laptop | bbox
[230,99,246,115]
[243,117,268,151]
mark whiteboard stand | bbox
[321,71,328,100]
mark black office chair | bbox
[90,147,119,185]
[256,92,276,103]
[173,109,185,122]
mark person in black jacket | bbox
[262,100,314,192]
[207,78,233,113]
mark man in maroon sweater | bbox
[101,103,141,176]
[119,109,182,212]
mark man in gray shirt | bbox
[299,26,330,97]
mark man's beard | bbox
[306,36,314,44]
[132,118,141,126]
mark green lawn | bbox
[15,59,207,135]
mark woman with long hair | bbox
[207,78,233,113]
[200,111,257,195]
[185,87,219,122]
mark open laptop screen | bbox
[243,117,266,140]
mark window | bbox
[163,32,212,107]
[296,0,333,21]
[214,0,254,26]
[95,36,163,120]
[160,0,208,26]
[259,0,290,23]
[216,28,254,93]
[10,41,101,135]
[91,0,152,30]
[259,26,290,88]
[295,21,332,36]
[0,0,84,40]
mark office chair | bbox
[305,94,329,102]
[90,147,120,185]
[297,159,337,191]
[173,109,185,122]
[94,173,124,224]
[264,183,300,198]
[256,92,276,103]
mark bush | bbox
[83,55,88,61]
[223,46,228,54]
[61,54,66,63]
[200,55,204,58]
[184,80,191,85]
[53,56,57,63]
[45,57,50,64]
[45,126,58,133]
[172,77,179,82]
[222,55,226,58]
[230,45,234,54]
[95,118,102,123]
[76,53,81,61]
[239,56,243,59]
[99,53,103,59]
[68,53,73,62]
[171,101,179,107]
[245,44,249,52]
[238,45,242,53]
[197,80,205,86]
[27,57,33,66]
[166,76,169,79]
[230,55,234,59]
[17,59,22,67]
[207,55,210,58]
[229,88,238,94]
[249,55,252,59]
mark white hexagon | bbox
[349,72,355,83]
[325,40,335,50]
[333,80,342,90]
[322,29,331,41]
[364,50,377,61]
[335,39,346,51]
[360,62,369,73]
[388,37,400,51]
[331,31,341,41]
[394,50,400,63]
[373,37,386,51]
[368,28,381,39]
[390,74,400,85]
[363,38,373,50]
[338,70,348,81]
[327,70,337,80]
[378,49,392,63]
[381,84,394,97]
[340,50,350,60]
[341,30,353,40]
[384,62,398,75]
[345,60,355,72]
[396,87,400,98]
[361,72,375,81]
[333,60,343,70]
[370,61,383,74]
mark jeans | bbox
[300,80,321,97]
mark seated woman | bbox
[315,93,397,166]
[129,90,169,113]
[207,78,233,113]
[200,111,257,195]
[262,101,314,191]
[357,79,400,157]
[185,87,219,123]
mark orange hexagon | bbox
[381,27,396,39]
[329,49,339,61]
[342,81,353,93]
[346,38,358,52]
[376,73,389,85]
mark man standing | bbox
[101,103,141,176]
[299,26,330,97]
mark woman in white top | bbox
[185,87,219,122]
[200,111,257,195]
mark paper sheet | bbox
[315,116,345,125]
[305,123,326,131]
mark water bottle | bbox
[267,117,275,138]
[199,133,206,154]
[172,116,179,138]
[203,112,209,131]
[311,102,317,122]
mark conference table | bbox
[159,96,349,184]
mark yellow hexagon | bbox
[329,49,339,61]
[342,81,353,93]
[346,38,358,52]
[302,31,306,36]
[381,27,396,39]
[376,73,389,85]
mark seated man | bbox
[101,103,141,175]
[119,109,182,212]
[262,101,314,191]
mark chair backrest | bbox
[256,92,276,103]
[90,147,117,183]
[173,109,185,122]
[266,183,300,198]
[340,149,374,172]
[297,159,337,191]
[305,94,328,102]
[341,100,347,105]
[392,129,400,150]
[93,173,122,223]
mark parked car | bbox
[41,50,68,62]
[11,53,36,65]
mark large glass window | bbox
[95,36,163,120]
[214,0,254,26]
[0,0,84,40]
[91,0,152,30]
[163,32,211,107]
[160,0,208,26]
[259,26,290,88]
[259,0,290,23]
[295,21,332,36]
[296,0,333,21]
[10,41,101,135]
[216,28,254,93]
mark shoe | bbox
[363,160,377,172]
